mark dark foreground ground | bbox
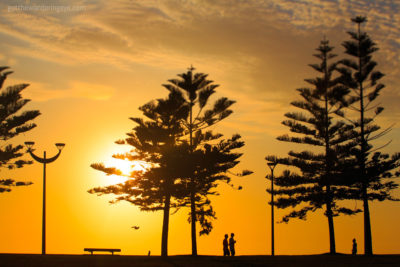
[0,254,399,267]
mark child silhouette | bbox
[352,238,357,255]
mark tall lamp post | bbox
[24,141,65,255]
[267,159,278,256]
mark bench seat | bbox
[84,248,121,255]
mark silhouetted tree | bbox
[266,39,360,254]
[162,67,238,255]
[89,69,250,256]
[0,67,40,193]
[337,16,400,255]
[89,90,189,257]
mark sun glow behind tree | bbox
[104,158,148,177]
[98,145,152,185]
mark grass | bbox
[1,253,400,267]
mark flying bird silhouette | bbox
[131,226,140,230]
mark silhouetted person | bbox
[229,233,236,256]
[352,238,357,255]
[148,250,151,256]
[223,234,230,256]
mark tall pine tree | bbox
[337,16,400,255]
[89,76,251,256]
[0,67,40,193]
[162,67,238,255]
[89,90,189,257]
[266,39,359,254]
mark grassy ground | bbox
[0,254,399,267]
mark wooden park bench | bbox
[84,248,121,255]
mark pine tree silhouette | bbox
[266,39,361,254]
[89,73,251,256]
[0,67,40,193]
[89,90,189,257]
[337,16,400,256]
[162,67,245,255]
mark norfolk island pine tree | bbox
[89,76,251,256]
[266,39,361,254]
[162,67,251,255]
[0,67,40,193]
[337,16,400,255]
[89,90,190,257]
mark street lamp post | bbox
[24,142,65,255]
[267,160,278,256]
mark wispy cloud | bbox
[8,78,115,101]
[0,0,399,133]
[1,0,398,71]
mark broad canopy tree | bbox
[0,67,40,193]
[89,68,251,256]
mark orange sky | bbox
[0,0,399,256]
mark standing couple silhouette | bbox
[223,233,236,256]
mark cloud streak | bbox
[0,0,399,134]
[8,78,115,101]
[1,1,398,71]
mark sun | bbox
[101,158,149,185]
[105,157,148,176]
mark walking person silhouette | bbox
[229,233,236,256]
[223,234,230,256]
[352,238,357,255]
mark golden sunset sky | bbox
[0,0,399,256]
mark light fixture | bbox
[55,143,65,151]
[267,161,277,168]
[25,141,65,255]
[24,141,35,150]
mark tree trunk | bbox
[190,190,197,256]
[189,98,198,256]
[325,185,336,254]
[161,193,171,257]
[356,21,373,256]
[323,59,336,255]
[362,183,373,255]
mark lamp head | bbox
[24,141,35,150]
[55,143,65,151]
[267,161,277,168]
[266,155,278,169]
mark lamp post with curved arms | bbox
[267,159,278,256]
[24,141,65,255]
